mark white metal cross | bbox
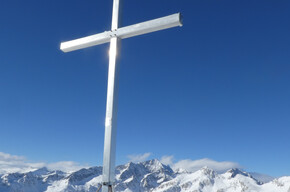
[60,0,182,191]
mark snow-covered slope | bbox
[0,159,289,192]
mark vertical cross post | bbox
[60,1,182,191]
[102,0,121,191]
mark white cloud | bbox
[0,152,88,174]
[0,152,43,174]
[127,153,151,163]
[0,152,25,161]
[160,155,242,173]
[47,161,88,173]
[160,155,174,165]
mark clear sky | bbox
[0,0,289,177]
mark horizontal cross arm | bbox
[60,31,111,53]
[60,13,182,52]
[116,13,182,41]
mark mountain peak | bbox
[29,167,49,176]
[227,168,248,177]
[143,159,162,166]
[226,168,263,185]
[199,166,216,178]
[67,166,102,184]
[142,159,173,174]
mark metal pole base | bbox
[96,183,114,192]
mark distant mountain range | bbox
[1,159,289,192]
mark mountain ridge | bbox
[0,159,289,192]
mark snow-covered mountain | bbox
[0,159,289,192]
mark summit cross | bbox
[60,0,182,191]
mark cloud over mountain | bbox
[127,152,152,163]
[160,155,242,173]
[0,152,87,174]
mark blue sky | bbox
[0,0,289,177]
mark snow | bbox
[124,176,134,183]
[0,159,289,192]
